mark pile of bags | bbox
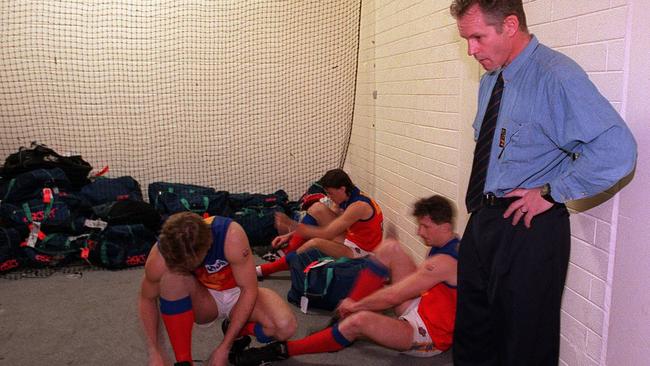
[0,142,299,275]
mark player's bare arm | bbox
[341,254,456,316]
[297,201,371,240]
[138,246,168,365]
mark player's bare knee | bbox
[298,238,319,252]
[159,271,193,299]
[280,316,298,340]
[306,201,328,218]
[375,238,401,265]
[268,315,297,340]
[340,311,373,338]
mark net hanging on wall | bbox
[0,1,361,199]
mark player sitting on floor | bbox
[234,195,459,365]
[256,168,383,278]
[138,212,297,366]
[260,189,328,262]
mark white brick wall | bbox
[344,0,377,194]
[345,0,634,364]
[346,0,463,253]
[527,1,629,364]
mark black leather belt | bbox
[481,193,517,208]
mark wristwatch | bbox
[540,183,555,203]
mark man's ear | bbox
[503,14,520,36]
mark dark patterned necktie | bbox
[465,72,504,212]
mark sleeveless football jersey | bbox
[417,238,459,351]
[338,187,383,252]
[193,216,237,291]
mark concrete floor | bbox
[0,265,453,366]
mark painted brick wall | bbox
[526,1,629,365]
[345,0,378,194]
[345,0,632,364]
[345,0,466,260]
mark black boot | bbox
[222,318,252,352]
[230,341,289,366]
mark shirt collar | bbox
[492,34,539,81]
[428,236,460,257]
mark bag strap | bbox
[22,197,53,225]
[2,178,16,201]
[303,257,335,297]
[320,257,356,296]
[127,224,135,238]
[334,257,352,264]
[44,168,55,181]
[21,193,54,247]
[322,267,335,296]
[99,226,135,266]
[180,196,209,215]
[1,228,13,248]
[40,234,75,254]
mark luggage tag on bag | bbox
[26,222,42,248]
[84,218,108,231]
[300,296,309,314]
[300,258,335,314]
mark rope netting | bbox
[0,1,361,199]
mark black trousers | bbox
[453,204,570,366]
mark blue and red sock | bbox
[160,296,194,364]
[259,252,296,276]
[237,322,275,343]
[286,323,352,356]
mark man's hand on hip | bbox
[503,187,554,228]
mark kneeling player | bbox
[139,212,297,366]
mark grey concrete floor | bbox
[0,265,453,366]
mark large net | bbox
[0,1,361,200]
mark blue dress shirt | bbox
[475,36,637,202]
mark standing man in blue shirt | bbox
[449,1,637,365]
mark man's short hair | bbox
[158,212,212,273]
[449,0,528,32]
[412,195,454,225]
[318,168,356,195]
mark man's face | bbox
[416,216,446,247]
[324,186,348,205]
[457,4,511,71]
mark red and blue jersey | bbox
[193,216,237,291]
[339,187,383,252]
[418,237,459,351]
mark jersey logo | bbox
[418,326,428,337]
[205,259,229,273]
